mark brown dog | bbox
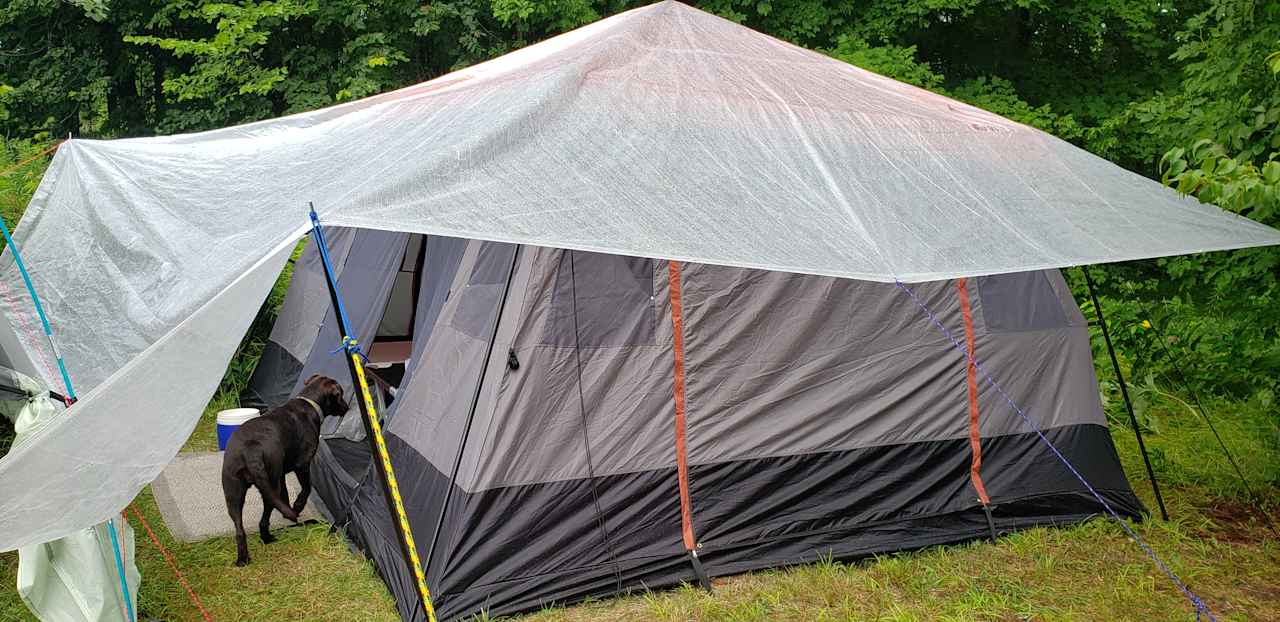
[221,375,349,566]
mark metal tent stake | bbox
[308,205,438,622]
[1081,266,1169,521]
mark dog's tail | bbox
[244,446,299,523]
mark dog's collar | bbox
[296,396,324,419]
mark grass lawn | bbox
[1,397,1276,621]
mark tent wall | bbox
[288,242,1141,620]
[241,227,408,410]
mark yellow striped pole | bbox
[308,205,436,622]
[349,345,437,622]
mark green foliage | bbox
[125,1,313,124]
[950,76,1083,141]
[828,35,943,89]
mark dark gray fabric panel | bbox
[239,340,304,410]
[366,424,1140,620]
[293,229,409,397]
[544,251,657,347]
[451,242,518,341]
[976,270,1075,332]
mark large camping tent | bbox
[248,228,1145,619]
[0,0,1278,619]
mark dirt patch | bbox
[1197,499,1275,544]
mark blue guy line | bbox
[0,217,76,400]
[894,278,1214,622]
[0,217,134,622]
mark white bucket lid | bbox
[216,408,261,425]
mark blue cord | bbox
[895,278,1216,622]
[0,217,76,400]
[106,517,136,622]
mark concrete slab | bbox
[151,451,320,543]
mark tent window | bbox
[976,271,1070,332]
[544,251,656,347]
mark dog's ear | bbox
[304,374,322,386]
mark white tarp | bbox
[1,0,1278,550]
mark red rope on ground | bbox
[0,141,62,178]
[127,504,215,622]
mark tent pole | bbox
[1081,266,1169,521]
[308,206,438,622]
[424,243,522,579]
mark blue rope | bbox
[0,216,76,400]
[1,217,134,621]
[308,206,361,358]
[894,279,1215,621]
[106,516,136,622]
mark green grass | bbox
[3,391,1277,621]
[0,487,399,622]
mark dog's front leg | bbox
[292,468,312,516]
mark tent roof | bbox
[1,0,1279,551]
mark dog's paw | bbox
[261,533,277,545]
[234,556,250,567]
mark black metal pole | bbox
[425,243,522,574]
[309,206,436,621]
[1081,266,1169,521]
[1142,313,1278,536]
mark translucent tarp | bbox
[1,0,1278,550]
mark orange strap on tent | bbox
[667,260,698,552]
[956,278,990,506]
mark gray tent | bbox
[244,230,1141,620]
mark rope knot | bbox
[329,335,368,361]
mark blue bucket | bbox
[216,408,260,451]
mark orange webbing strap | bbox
[668,260,697,552]
[956,278,991,506]
[668,260,712,590]
[127,504,215,622]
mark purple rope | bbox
[894,279,1214,622]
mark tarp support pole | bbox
[1,214,135,622]
[425,243,522,582]
[1081,266,1169,521]
[308,205,438,622]
[667,260,713,593]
